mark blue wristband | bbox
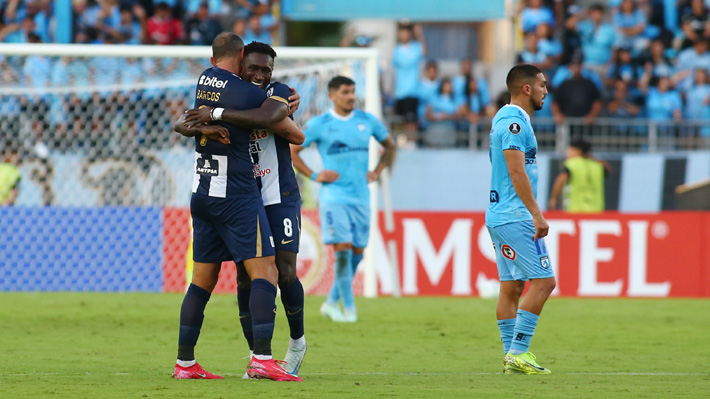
[310,172,318,181]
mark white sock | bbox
[176,359,196,367]
[254,354,272,361]
[289,335,306,349]
[509,349,525,355]
[250,350,254,358]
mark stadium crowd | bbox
[0,0,280,46]
[390,0,710,147]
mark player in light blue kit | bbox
[486,64,556,375]
[291,76,396,322]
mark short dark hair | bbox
[328,76,355,91]
[506,64,543,93]
[212,32,244,61]
[589,3,605,13]
[570,139,592,154]
[243,41,277,60]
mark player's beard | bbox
[532,97,544,111]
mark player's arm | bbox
[290,145,339,183]
[174,114,231,144]
[504,149,548,240]
[271,117,305,145]
[547,169,569,210]
[367,136,396,182]
[184,97,289,129]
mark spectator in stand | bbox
[577,3,617,74]
[640,38,675,85]
[680,0,710,50]
[452,59,490,116]
[424,78,464,148]
[675,39,710,92]
[183,0,222,16]
[612,0,649,55]
[232,17,246,37]
[645,76,682,122]
[682,68,710,138]
[145,2,184,45]
[535,23,562,66]
[464,75,491,128]
[605,79,643,118]
[116,5,145,44]
[551,58,604,91]
[606,46,644,94]
[417,60,440,131]
[243,12,271,45]
[518,32,553,71]
[0,15,34,43]
[552,55,603,130]
[185,2,221,45]
[520,0,555,34]
[0,146,21,206]
[392,22,426,146]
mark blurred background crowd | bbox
[2,0,710,149]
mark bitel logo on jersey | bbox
[198,75,229,88]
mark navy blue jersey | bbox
[250,81,301,205]
[191,66,267,199]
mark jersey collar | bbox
[504,104,531,125]
[329,109,354,121]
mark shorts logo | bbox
[501,245,516,261]
[490,190,499,203]
[269,236,275,247]
[508,122,521,134]
[540,256,550,269]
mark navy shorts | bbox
[191,194,275,264]
[265,201,301,253]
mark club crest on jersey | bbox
[501,245,516,261]
[266,87,274,97]
[196,158,219,176]
[508,123,521,134]
[358,123,366,131]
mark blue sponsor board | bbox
[0,207,163,292]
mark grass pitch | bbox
[1,293,708,398]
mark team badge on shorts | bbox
[501,244,516,260]
[540,256,550,269]
[508,123,521,134]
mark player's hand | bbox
[532,214,549,241]
[367,170,380,183]
[200,125,230,145]
[316,170,339,183]
[184,107,213,125]
[288,87,300,115]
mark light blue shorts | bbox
[486,220,555,282]
[319,202,370,248]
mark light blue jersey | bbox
[303,109,389,205]
[486,104,538,228]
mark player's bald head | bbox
[506,64,543,94]
[212,32,244,61]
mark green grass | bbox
[1,294,708,398]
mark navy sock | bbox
[280,278,305,339]
[334,250,355,310]
[250,279,277,356]
[237,287,254,351]
[351,252,364,275]
[177,283,211,361]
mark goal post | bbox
[0,43,393,296]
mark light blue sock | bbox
[351,252,364,275]
[509,309,539,354]
[334,249,355,310]
[326,279,340,305]
[497,318,516,356]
